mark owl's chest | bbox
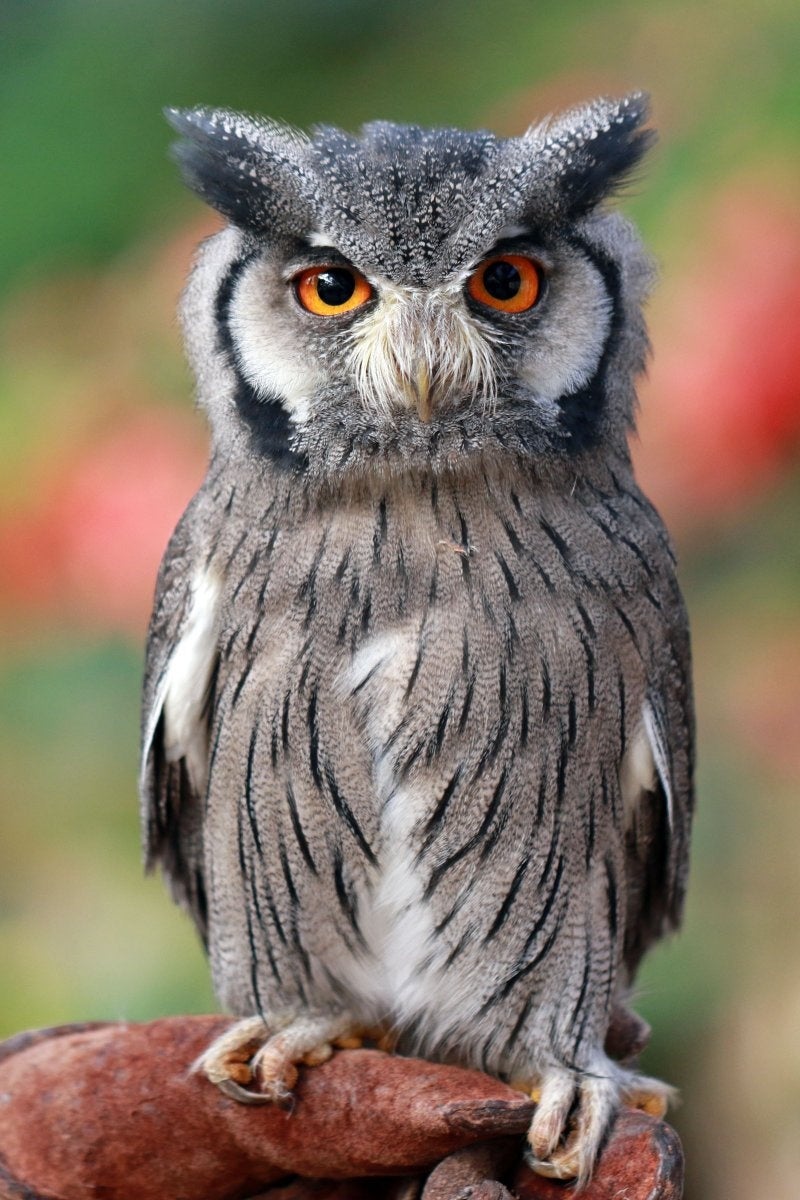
[209,477,646,1020]
[223,476,570,675]
[217,476,623,811]
[220,488,544,795]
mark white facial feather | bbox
[229,259,324,426]
[517,247,612,402]
[347,283,503,420]
[216,225,615,436]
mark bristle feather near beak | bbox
[414,361,433,423]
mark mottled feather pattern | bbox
[143,93,694,1184]
[144,448,691,1080]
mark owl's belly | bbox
[206,491,651,1071]
[310,609,609,1058]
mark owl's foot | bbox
[526,1065,674,1187]
[622,1076,673,1118]
[197,1014,392,1106]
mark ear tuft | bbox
[537,92,655,217]
[165,107,310,232]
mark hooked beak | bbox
[411,359,432,423]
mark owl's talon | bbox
[525,1155,578,1181]
[622,1075,675,1118]
[526,1060,627,1186]
[197,1014,376,1107]
[302,1041,334,1066]
[333,1034,364,1050]
[524,1063,676,1183]
[214,1076,273,1105]
[528,1069,576,1162]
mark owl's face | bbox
[172,96,654,477]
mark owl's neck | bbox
[217,417,634,519]
[289,400,632,497]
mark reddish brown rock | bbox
[421,1139,519,1198]
[0,1017,683,1200]
[513,1108,685,1199]
[0,1017,531,1200]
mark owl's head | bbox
[170,95,655,482]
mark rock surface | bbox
[0,1017,683,1199]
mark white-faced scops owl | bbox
[140,93,694,1185]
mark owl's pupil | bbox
[483,260,521,301]
[316,268,356,307]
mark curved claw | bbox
[525,1155,578,1181]
[213,1075,275,1105]
[526,1063,675,1186]
[199,1013,372,1111]
[526,1061,621,1187]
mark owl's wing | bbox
[139,494,217,948]
[621,584,695,977]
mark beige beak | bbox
[412,360,432,423]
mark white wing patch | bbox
[159,567,221,796]
[643,700,675,828]
[621,701,674,829]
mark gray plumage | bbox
[141,93,693,1184]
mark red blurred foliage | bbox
[635,182,800,534]
[1,411,206,638]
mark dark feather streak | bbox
[495,551,521,602]
[286,779,317,874]
[458,670,476,733]
[244,726,263,856]
[324,763,377,864]
[484,854,529,944]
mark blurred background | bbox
[1,2,798,1196]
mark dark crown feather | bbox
[165,107,311,232]
[535,92,656,217]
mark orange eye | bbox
[293,264,373,316]
[466,254,542,313]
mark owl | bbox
[140,93,694,1185]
